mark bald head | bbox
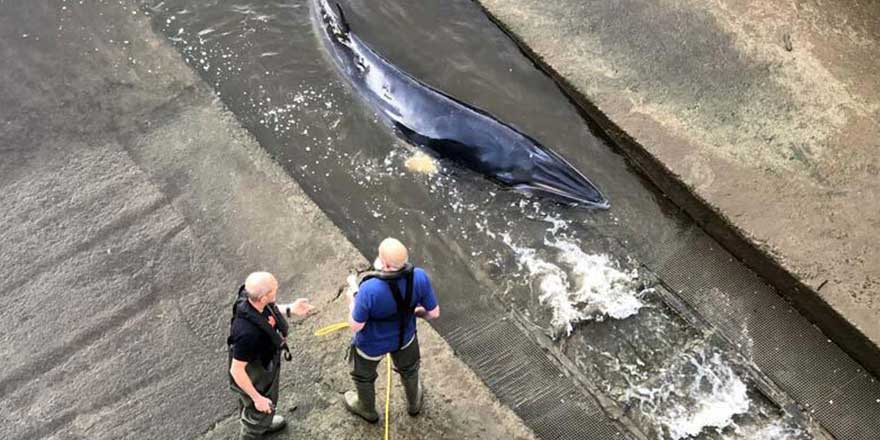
[244,272,278,301]
[377,238,408,271]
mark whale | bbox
[311,0,609,208]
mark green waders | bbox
[346,336,423,422]
[231,358,281,440]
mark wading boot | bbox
[344,383,379,423]
[401,376,423,416]
[267,415,286,433]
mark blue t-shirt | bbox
[352,267,438,357]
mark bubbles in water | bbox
[726,418,809,440]
[349,148,403,187]
[542,213,569,235]
[551,239,646,320]
[502,234,646,336]
[626,348,750,440]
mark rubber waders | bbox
[344,384,380,423]
[267,415,286,433]
[402,376,423,416]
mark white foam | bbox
[727,419,807,440]
[503,235,645,335]
[551,240,645,320]
[628,350,751,440]
[542,213,569,235]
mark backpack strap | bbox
[385,270,415,351]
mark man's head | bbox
[244,271,278,306]
[375,237,408,271]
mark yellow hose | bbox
[313,321,350,336]
[384,353,391,440]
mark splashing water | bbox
[502,234,646,335]
[626,348,751,440]
[726,418,809,440]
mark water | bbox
[501,232,647,336]
[139,0,820,438]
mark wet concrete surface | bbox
[475,0,880,375]
[0,1,536,439]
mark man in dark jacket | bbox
[343,238,440,422]
[228,272,313,439]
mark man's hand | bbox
[416,305,440,320]
[280,298,314,317]
[290,298,314,317]
[253,394,274,414]
[231,359,274,414]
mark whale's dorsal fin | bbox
[334,3,351,33]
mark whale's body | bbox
[311,0,609,208]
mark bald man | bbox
[343,238,440,422]
[228,272,312,439]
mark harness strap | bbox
[228,285,291,362]
[266,305,293,362]
[385,270,414,351]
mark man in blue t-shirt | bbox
[343,238,440,423]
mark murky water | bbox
[141,0,817,438]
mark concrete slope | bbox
[0,1,535,439]
[475,0,880,375]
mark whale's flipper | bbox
[334,3,351,33]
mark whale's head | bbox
[512,147,609,209]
